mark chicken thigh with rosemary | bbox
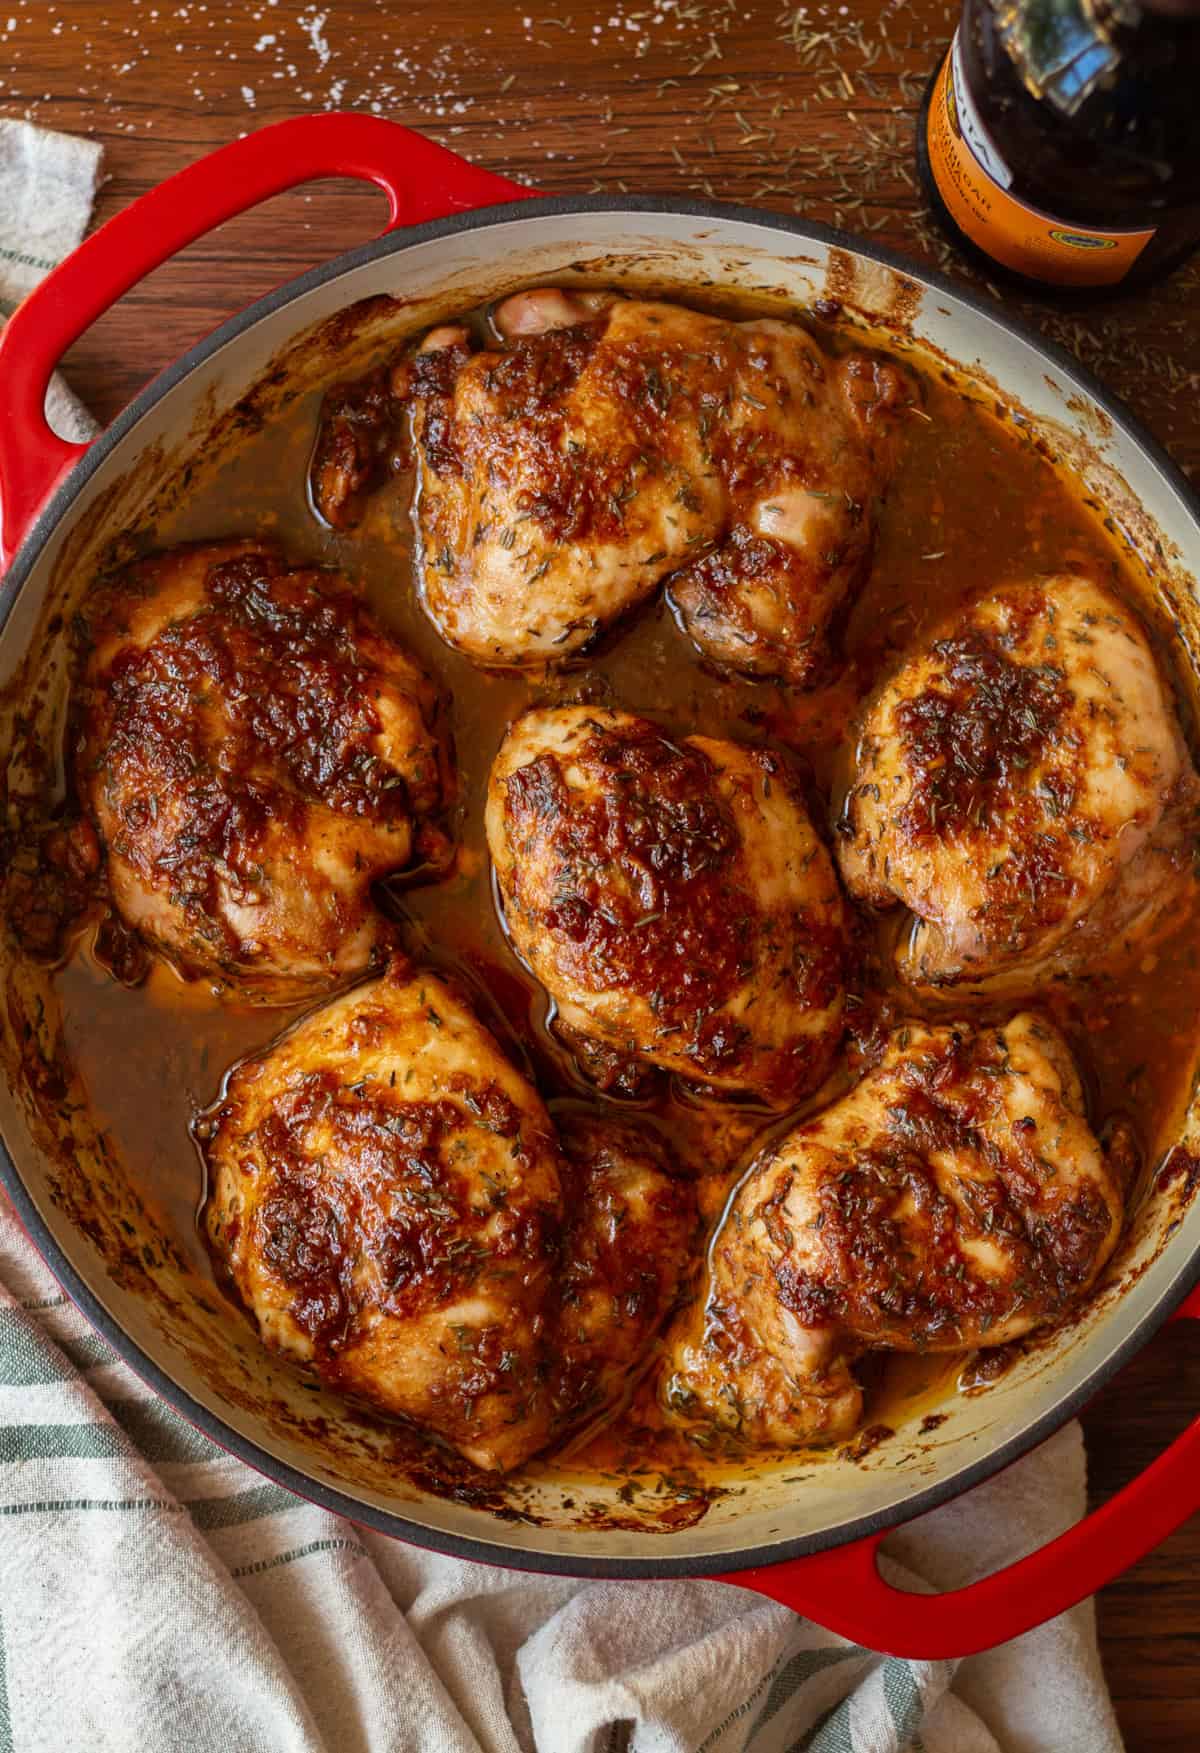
[486,705,847,1104]
[311,290,916,680]
[204,960,694,1470]
[837,572,1200,992]
[76,540,450,1000]
[661,1012,1126,1449]
[550,1112,698,1436]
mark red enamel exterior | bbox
[0,111,1197,1658]
[0,114,533,568]
[724,1292,1200,1656]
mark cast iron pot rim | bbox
[2,192,1199,1578]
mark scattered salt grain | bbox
[299,6,330,68]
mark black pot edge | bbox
[3,190,1200,1581]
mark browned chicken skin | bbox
[76,540,451,1000]
[838,573,1200,992]
[664,327,913,685]
[661,1012,1124,1449]
[486,705,847,1105]
[308,365,402,532]
[204,961,695,1471]
[310,290,917,681]
[551,1111,699,1437]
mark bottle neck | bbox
[993,0,1141,114]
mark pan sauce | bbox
[46,296,1200,1494]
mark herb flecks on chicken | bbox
[486,705,847,1105]
[838,572,1200,991]
[661,1013,1124,1450]
[76,540,452,1000]
[311,291,916,682]
[204,961,695,1472]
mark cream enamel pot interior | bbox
[1,116,1200,1659]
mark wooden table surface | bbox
[4,0,1199,1742]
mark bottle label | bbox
[949,31,1013,190]
[926,30,1157,287]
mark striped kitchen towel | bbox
[0,1191,1123,1753]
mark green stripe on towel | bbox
[0,1423,134,1463]
[229,1537,368,1582]
[105,1399,223,1467]
[188,1482,298,1532]
[745,1648,866,1746]
[882,1662,925,1746]
[0,1309,110,1384]
[0,1496,181,1518]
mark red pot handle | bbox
[0,114,535,570]
[719,1284,1200,1656]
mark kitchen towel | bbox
[0,116,105,444]
[0,119,1126,1753]
[0,1193,1124,1753]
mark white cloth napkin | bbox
[0,119,1126,1753]
[0,116,104,443]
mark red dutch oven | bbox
[1,115,1199,1658]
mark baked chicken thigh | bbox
[76,540,450,1000]
[838,572,1200,991]
[204,961,694,1470]
[486,705,846,1104]
[662,1012,1124,1448]
[311,292,916,681]
[551,1112,698,1435]
[204,961,561,1469]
